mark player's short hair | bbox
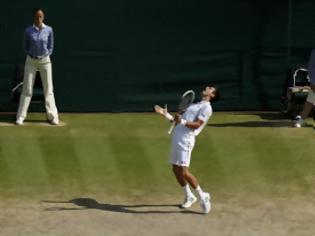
[33,7,45,16]
[209,84,220,103]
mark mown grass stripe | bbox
[38,133,87,196]
[107,135,155,190]
[0,134,52,197]
[0,143,11,188]
[69,133,125,196]
[0,112,314,203]
[201,127,268,195]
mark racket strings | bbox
[178,94,194,112]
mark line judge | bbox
[16,7,59,125]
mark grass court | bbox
[0,112,315,235]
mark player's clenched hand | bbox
[174,113,181,124]
[154,104,167,116]
[154,104,174,121]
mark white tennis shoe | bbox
[293,116,304,128]
[51,118,59,125]
[200,193,211,214]
[16,118,24,125]
[181,194,197,209]
[48,118,59,125]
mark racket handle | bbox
[168,122,175,134]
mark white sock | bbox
[183,184,194,197]
[195,185,205,198]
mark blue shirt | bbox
[307,49,315,85]
[23,24,54,58]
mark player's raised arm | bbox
[154,104,174,121]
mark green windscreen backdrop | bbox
[1,0,315,112]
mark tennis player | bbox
[156,85,220,214]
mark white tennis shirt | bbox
[173,100,213,138]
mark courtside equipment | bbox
[283,67,310,115]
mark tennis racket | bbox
[168,90,195,134]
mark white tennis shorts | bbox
[170,136,195,167]
[306,89,315,105]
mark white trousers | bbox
[16,56,58,121]
[306,89,315,105]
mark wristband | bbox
[180,119,187,126]
[165,113,174,121]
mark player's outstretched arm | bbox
[174,114,204,130]
[185,119,204,129]
[154,104,174,121]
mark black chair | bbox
[282,67,311,116]
[12,64,44,103]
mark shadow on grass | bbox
[0,113,15,122]
[42,198,203,215]
[0,113,65,126]
[226,112,289,120]
[0,113,48,125]
[209,112,303,128]
[208,120,295,128]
